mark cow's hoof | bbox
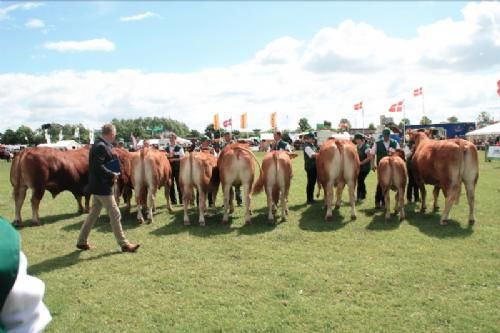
[12,220,24,228]
[334,205,340,210]
[324,215,332,222]
[32,221,41,227]
[184,220,190,226]
[83,208,90,214]
[433,206,440,212]
[420,208,426,213]
[468,219,476,226]
[351,215,357,221]
[440,220,448,226]
[244,220,252,226]
[146,219,153,225]
[400,216,405,222]
[137,218,144,225]
[199,222,206,227]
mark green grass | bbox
[0,153,499,333]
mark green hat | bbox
[200,135,210,142]
[354,132,364,140]
[305,132,315,138]
[382,128,391,136]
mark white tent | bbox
[466,122,500,136]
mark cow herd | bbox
[7,131,479,229]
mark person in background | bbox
[76,124,140,253]
[370,128,400,209]
[271,131,292,152]
[354,133,371,202]
[166,133,185,205]
[0,217,51,333]
[197,135,214,154]
[303,132,318,205]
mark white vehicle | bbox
[316,130,351,145]
[38,140,82,151]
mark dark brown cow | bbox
[10,147,90,227]
[316,139,360,221]
[377,149,407,221]
[218,143,256,224]
[131,148,172,224]
[252,151,296,223]
[179,151,219,226]
[409,131,479,225]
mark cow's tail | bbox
[454,143,466,205]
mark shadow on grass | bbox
[365,211,402,231]
[298,202,350,232]
[18,212,82,228]
[28,250,121,276]
[406,212,474,238]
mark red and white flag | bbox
[413,87,423,96]
[223,118,232,127]
[353,102,363,110]
[389,100,404,112]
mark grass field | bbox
[0,153,499,333]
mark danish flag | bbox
[223,118,232,127]
[413,87,423,96]
[353,102,363,110]
[389,100,404,113]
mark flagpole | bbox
[421,89,425,118]
[403,103,406,146]
[362,106,365,135]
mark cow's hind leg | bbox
[75,194,85,214]
[146,187,156,223]
[182,184,192,226]
[243,181,252,225]
[432,186,440,211]
[347,180,357,220]
[419,184,427,213]
[334,182,344,209]
[265,186,274,223]
[465,181,476,226]
[164,186,173,213]
[198,188,206,226]
[398,189,405,221]
[440,194,455,226]
[31,188,45,226]
[384,190,390,221]
[12,185,28,227]
[324,182,334,221]
[222,183,231,224]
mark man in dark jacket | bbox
[76,124,140,253]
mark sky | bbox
[0,1,499,133]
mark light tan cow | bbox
[316,139,360,221]
[179,151,219,226]
[252,151,296,223]
[377,150,407,221]
[409,131,479,225]
[131,147,172,224]
[218,143,256,224]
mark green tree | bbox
[189,129,201,138]
[476,111,493,127]
[368,123,376,130]
[399,118,410,128]
[1,129,17,144]
[297,118,311,132]
[420,116,432,125]
[252,129,261,136]
[447,116,459,123]
[15,125,34,145]
[323,120,332,129]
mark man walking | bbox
[303,132,318,204]
[166,132,184,205]
[77,124,140,253]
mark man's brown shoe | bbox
[121,243,140,253]
[76,243,94,251]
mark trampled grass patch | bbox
[0,153,499,332]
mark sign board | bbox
[486,146,500,160]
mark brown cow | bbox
[112,147,134,211]
[218,143,256,224]
[252,151,296,223]
[409,131,479,225]
[179,151,219,226]
[10,147,90,227]
[377,149,407,221]
[316,139,360,221]
[131,147,172,224]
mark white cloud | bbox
[25,18,45,29]
[0,2,44,21]
[1,2,499,134]
[119,11,158,22]
[44,38,115,52]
